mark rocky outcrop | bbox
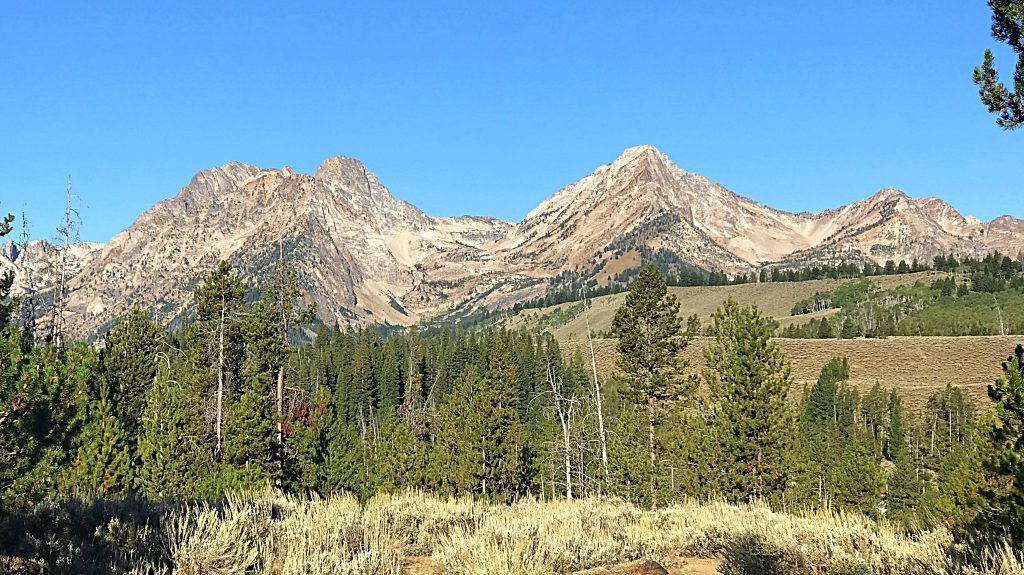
[3,145,1021,338]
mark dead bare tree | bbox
[545,364,579,500]
[993,293,1006,336]
[583,287,610,485]
[214,302,227,460]
[50,177,79,348]
[17,213,38,338]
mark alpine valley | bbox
[3,145,1022,338]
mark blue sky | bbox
[2,1,1022,242]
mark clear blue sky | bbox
[3,1,1022,242]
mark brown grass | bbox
[564,336,1020,409]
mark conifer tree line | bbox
[780,252,1024,339]
[4,221,1024,543]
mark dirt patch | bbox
[404,556,442,575]
[665,556,723,575]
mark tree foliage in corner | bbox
[978,344,1024,546]
[975,0,1024,128]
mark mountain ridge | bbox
[2,145,1021,338]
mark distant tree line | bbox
[514,250,1024,315]
[782,252,1024,338]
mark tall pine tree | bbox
[705,299,793,505]
[611,264,691,504]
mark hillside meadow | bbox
[508,272,940,341]
[564,336,1019,409]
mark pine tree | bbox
[186,260,247,462]
[0,339,96,506]
[323,418,367,497]
[68,384,133,493]
[886,391,924,527]
[370,407,422,493]
[828,428,883,515]
[262,247,316,482]
[98,307,162,435]
[816,318,835,339]
[286,387,332,493]
[977,344,1024,546]
[934,440,982,528]
[433,362,526,501]
[607,406,654,504]
[705,299,793,505]
[136,360,215,500]
[218,300,279,488]
[975,0,1024,128]
[796,358,850,509]
[840,315,860,339]
[612,264,691,504]
[685,314,702,337]
[802,357,848,424]
[0,212,15,332]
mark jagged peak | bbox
[175,162,262,204]
[619,144,662,158]
[867,187,910,202]
[313,155,372,182]
[608,145,674,170]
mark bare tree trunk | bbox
[648,397,656,506]
[547,366,573,500]
[277,366,285,478]
[215,305,225,461]
[52,178,76,348]
[276,241,288,483]
[584,290,610,484]
[993,293,1006,336]
[578,439,585,497]
[481,441,488,498]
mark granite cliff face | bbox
[3,145,1021,337]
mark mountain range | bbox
[3,145,1022,338]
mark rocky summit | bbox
[3,145,1022,338]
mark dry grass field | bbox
[508,272,941,341]
[11,489,1019,575]
[564,335,1020,409]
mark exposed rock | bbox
[3,145,1021,338]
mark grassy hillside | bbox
[563,335,1019,409]
[505,272,940,341]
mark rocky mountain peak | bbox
[7,146,1022,339]
[867,187,910,204]
[180,162,262,201]
[313,155,370,183]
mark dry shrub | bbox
[426,495,1024,575]
[363,490,487,554]
[158,489,401,575]
[277,494,401,575]
[165,493,276,575]
[8,489,1024,574]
